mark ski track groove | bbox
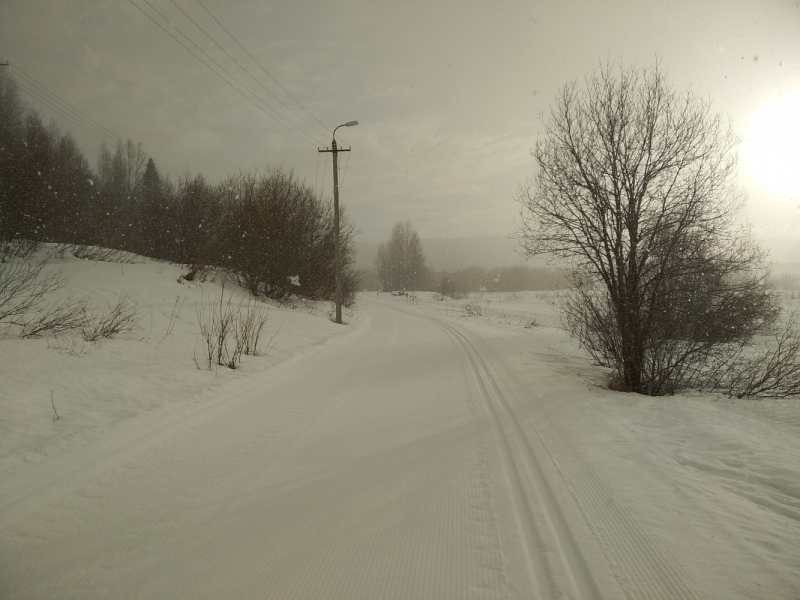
[425,309,699,600]
[431,315,598,600]
[463,385,513,600]
[495,354,700,600]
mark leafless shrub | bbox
[463,300,485,317]
[81,293,141,341]
[20,295,91,338]
[195,294,217,371]
[195,286,246,370]
[2,238,40,259]
[262,319,283,357]
[215,288,241,368]
[703,309,800,399]
[236,299,270,356]
[69,244,138,263]
[0,255,67,327]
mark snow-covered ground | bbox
[407,290,800,598]
[1,253,799,599]
[1,249,349,477]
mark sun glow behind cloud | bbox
[743,89,800,199]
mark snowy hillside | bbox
[0,248,353,475]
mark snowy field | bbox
[2,251,799,599]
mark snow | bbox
[1,250,347,476]
[1,255,798,599]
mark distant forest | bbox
[357,236,567,294]
[356,235,532,271]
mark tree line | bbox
[0,71,358,305]
[369,220,566,294]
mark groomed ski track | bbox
[2,297,701,599]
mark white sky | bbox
[2,0,799,259]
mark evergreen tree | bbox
[138,157,164,256]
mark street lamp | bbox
[331,120,358,324]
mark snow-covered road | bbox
[2,296,798,599]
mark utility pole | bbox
[319,120,358,324]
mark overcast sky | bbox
[2,0,799,260]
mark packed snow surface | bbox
[1,253,799,599]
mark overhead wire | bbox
[340,151,351,189]
[130,0,325,148]
[194,0,333,136]
[9,63,181,179]
[10,64,120,144]
[13,77,115,145]
[15,80,114,146]
[169,0,330,143]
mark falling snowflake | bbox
[288,275,301,286]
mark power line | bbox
[194,0,333,136]
[10,64,121,143]
[340,150,351,188]
[8,64,181,179]
[130,0,324,148]
[138,0,321,145]
[169,0,330,143]
[13,77,117,146]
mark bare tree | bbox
[0,254,66,327]
[516,60,787,396]
[376,221,427,292]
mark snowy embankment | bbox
[401,289,800,598]
[0,248,351,481]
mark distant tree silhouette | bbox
[376,221,427,291]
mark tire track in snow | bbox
[433,314,699,600]
[432,316,601,600]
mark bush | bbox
[81,293,141,342]
[704,309,800,399]
[194,286,273,370]
[20,295,90,339]
[0,252,67,328]
[214,167,360,306]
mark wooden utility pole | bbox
[319,121,358,324]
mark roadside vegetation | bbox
[0,70,359,316]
